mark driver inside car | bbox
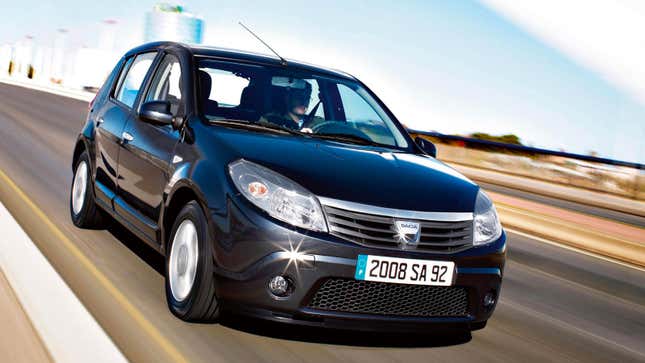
[259,85,321,132]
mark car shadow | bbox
[104,219,472,348]
[219,313,472,347]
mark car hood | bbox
[211,127,479,213]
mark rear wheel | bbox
[70,151,105,228]
[165,201,220,322]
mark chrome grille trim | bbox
[319,198,473,252]
[318,197,473,222]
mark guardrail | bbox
[409,130,643,170]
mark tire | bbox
[165,201,220,322]
[470,320,487,331]
[70,150,105,228]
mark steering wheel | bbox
[310,121,338,132]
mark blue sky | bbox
[1,0,643,163]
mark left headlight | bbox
[228,159,328,232]
[473,190,502,246]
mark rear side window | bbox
[112,58,133,101]
[114,52,156,108]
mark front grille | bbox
[323,205,473,252]
[308,279,469,317]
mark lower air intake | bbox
[307,278,469,317]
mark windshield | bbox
[197,59,409,148]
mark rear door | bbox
[93,52,157,210]
[115,52,183,245]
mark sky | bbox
[0,0,643,163]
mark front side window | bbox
[115,52,156,108]
[197,59,408,149]
[338,84,381,124]
[200,68,249,108]
[145,54,182,115]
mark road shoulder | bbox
[0,201,127,363]
[0,268,52,363]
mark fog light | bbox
[268,275,291,297]
[483,292,496,308]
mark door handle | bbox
[121,132,134,143]
[96,117,104,127]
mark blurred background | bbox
[0,0,642,199]
[0,2,644,362]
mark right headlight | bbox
[473,190,502,246]
[228,159,327,232]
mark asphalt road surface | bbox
[1,83,644,363]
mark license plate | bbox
[355,255,455,286]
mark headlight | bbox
[473,190,502,245]
[228,159,327,232]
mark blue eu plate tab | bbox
[355,254,368,280]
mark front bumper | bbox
[210,197,506,332]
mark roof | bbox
[126,41,356,80]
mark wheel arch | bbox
[72,137,89,171]
[161,181,211,254]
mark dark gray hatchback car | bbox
[70,41,505,332]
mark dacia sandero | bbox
[70,41,505,332]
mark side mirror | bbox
[415,137,437,157]
[140,101,173,126]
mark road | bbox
[0,82,644,362]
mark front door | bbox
[115,53,183,244]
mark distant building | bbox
[144,3,204,44]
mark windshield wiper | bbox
[210,119,303,136]
[210,120,392,148]
[311,132,390,148]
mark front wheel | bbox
[70,151,105,228]
[165,201,220,322]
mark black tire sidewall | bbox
[70,152,91,226]
[165,201,218,321]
